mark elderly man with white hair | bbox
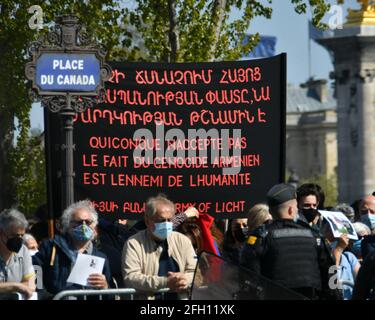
[23,234,39,256]
[33,200,113,296]
[0,208,36,299]
[122,194,197,299]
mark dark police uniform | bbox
[240,218,321,299]
[240,183,341,300]
[302,219,343,300]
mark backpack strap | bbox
[50,244,56,266]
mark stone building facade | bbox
[286,79,337,182]
[318,2,375,203]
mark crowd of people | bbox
[1,183,375,300]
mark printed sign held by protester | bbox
[67,253,105,286]
[319,210,358,240]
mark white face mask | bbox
[29,249,38,256]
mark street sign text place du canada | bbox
[36,53,100,92]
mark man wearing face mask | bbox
[296,184,322,228]
[23,234,39,256]
[358,195,375,229]
[240,183,326,299]
[0,209,36,299]
[122,194,197,299]
[357,195,375,260]
[32,200,113,296]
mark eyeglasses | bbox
[70,219,94,226]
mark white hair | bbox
[23,233,36,243]
[60,200,98,234]
[333,203,355,218]
[353,222,371,237]
[0,208,28,231]
[145,194,175,218]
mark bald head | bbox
[360,195,375,215]
[270,198,298,221]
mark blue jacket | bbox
[32,234,113,295]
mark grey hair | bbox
[60,200,98,234]
[333,203,355,219]
[353,222,371,237]
[23,233,36,243]
[0,208,28,231]
[145,194,175,218]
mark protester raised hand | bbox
[184,207,199,219]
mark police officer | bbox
[240,183,322,299]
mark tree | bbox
[10,128,46,216]
[120,0,331,63]
[0,0,331,211]
[0,0,128,211]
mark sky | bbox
[29,0,360,130]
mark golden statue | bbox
[345,0,375,26]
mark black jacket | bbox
[240,219,322,295]
[361,234,375,260]
[352,249,375,300]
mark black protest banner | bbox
[45,54,286,220]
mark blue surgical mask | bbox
[153,221,173,240]
[361,214,375,230]
[70,223,94,242]
[352,238,362,256]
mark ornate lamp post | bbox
[25,15,112,220]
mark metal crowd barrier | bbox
[50,282,357,300]
[53,288,171,300]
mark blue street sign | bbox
[35,53,100,92]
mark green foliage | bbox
[9,127,46,216]
[120,0,330,62]
[0,0,127,211]
[291,0,331,28]
[0,0,125,121]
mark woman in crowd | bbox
[247,204,272,234]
